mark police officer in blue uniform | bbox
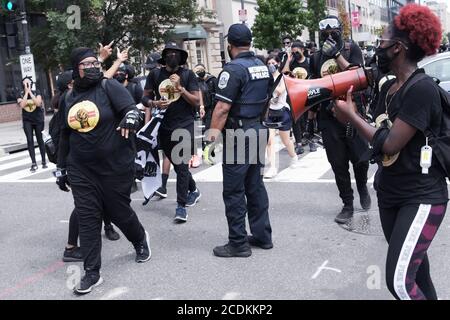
[208,24,273,258]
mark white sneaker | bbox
[264,167,277,179]
[289,156,299,168]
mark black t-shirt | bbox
[126,81,144,105]
[144,67,199,131]
[290,58,311,79]
[17,89,44,124]
[64,79,136,175]
[373,70,448,207]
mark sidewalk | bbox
[0,115,52,157]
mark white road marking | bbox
[59,220,69,223]
[222,292,241,300]
[311,260,342,279]
[99,287,129,300]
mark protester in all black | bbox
[309,15,371,224]
[334,4,448,300]
[56,47,151,295]
[193,63,217,137]
[114,63,144,105]
[17,77,46,172]
[142,42,201,223]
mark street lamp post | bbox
[348,0,353,40]
[19,0,31,54]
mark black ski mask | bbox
[166,54,181,68]
[114,73,127,83]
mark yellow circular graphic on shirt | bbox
[292,67,308,79]
[67,100,100,133]
[320,59,340,77]
[159,79,181,103]
[24,99,37,113]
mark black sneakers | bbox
[154,186,167,199]
[247,236,273,250]
[186,188,201,207]
[104,224,120,241]
[335,204,354,224]
[30,163,38,172]
[134,231,151,263]
[63,247,83,262]
[42,162,48,169]
[74,272,103,295]
[359,190,372,210]
[213,243,252,258]
[295,144,305,155]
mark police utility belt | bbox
[225,116,261,130]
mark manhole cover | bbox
[338,209,384,236]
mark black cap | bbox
[158,41,188,66]
[226,23,252,47]
[145,52,162,70]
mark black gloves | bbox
[118,109,142,131]
[53,168,70,192]
[321,37,342,59]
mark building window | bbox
[196,41,203,65]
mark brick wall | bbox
[0,103,21,123]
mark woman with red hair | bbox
[334,4,448,300]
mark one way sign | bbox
[20,54,37,89]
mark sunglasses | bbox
[283,41,291,45]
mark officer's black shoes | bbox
[131,180,138,194]
[334,204,354,224]
[174,205,188,223]
[63,246,83,262]
[134,230,152,263]
[154,186,168,199]
[295,144,304,155]
[42,161,48,169]
[186,188,201,207]
[104,224,120,241]
[74,272,103,295]
[247,236,273,250]
[30,163,38,172]
[213,243,252,258]
[359,189,372,210]
[309,142,317,152]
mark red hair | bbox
[394,3,442,56]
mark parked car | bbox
[418,51,450,92]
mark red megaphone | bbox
[284,67,371,121]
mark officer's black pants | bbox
[222,123,272,247]
[321,120,369,206]
[159,127,197,206]
[68,165,145,273]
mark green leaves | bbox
[28,0,201,70]
[252,0,307,50]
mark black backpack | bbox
[401,73,450,178]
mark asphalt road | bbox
[1,181,450,300]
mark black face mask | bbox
[196,71,206,78]
[114,73,126,83]
[375,43,397,74]
[75,67,103,90]
[166,55,180,68]
[293,51,302,61]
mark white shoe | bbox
[264,167,277,179]
[289,156,299,168]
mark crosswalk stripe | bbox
[0,149,41,163]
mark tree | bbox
[305,0,327,42]
[338,2,351,40]
[28,0,202,70]
[252,0,307,50]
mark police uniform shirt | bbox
[64,79,136,175]
[18,89,44,124]
[144,67,199,131]
[215,51,272,116]
[372,70,448,208]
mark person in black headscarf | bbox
[56,47,151,295]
